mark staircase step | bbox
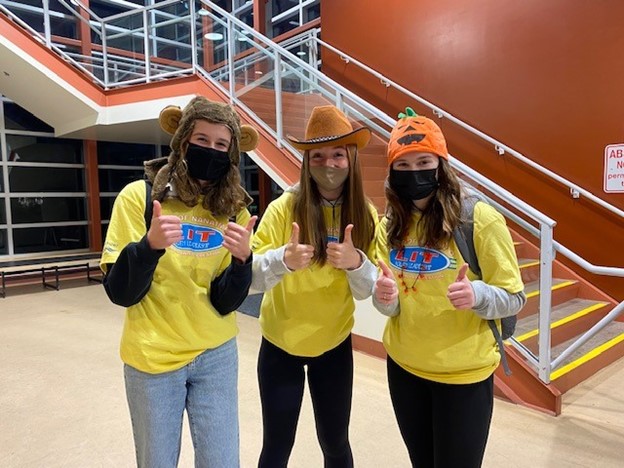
[520,278,579,317]
[550,322,624,391]
[515,299,610,340]
[515,299,611,353]
[518,258,540,283]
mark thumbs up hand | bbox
[447,263,475,309]
[223,215,258,263]
[284,222,315,271]
[326,224,362,270]
[373,259,398,305]
[147,200,183,250]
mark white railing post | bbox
[538,222,555,383]
[143,9,151,82]
[101,20,110,88]
[274,53,283,148]
[227,18,235,104]
[335,91,343,111]
[42,0,51,47]
[189,0,198,71]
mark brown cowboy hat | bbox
[287,105,371,150]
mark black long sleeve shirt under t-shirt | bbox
[103,234,252,315]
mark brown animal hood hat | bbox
[145,96,259,217]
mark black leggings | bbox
[257,336,354,468]
[387,356,494,468]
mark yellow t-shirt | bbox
[101,180,250,374]
[252,192,377,357]
[376,202,524,384]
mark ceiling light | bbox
[204,32,224,41]
[255,71,263,75]
[296,51,306,56]
[197,9,210,16]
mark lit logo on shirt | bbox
[389,246,451,274]
[176,224,223,252]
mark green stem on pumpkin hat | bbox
[397,107,418,119]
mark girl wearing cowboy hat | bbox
[251,105,378,467]
[101,96,259,467]
[373,108,526,468]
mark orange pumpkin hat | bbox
[387,107,448,165]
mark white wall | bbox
[353,297,386,342]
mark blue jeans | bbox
[124,338,239,468]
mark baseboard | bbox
[352,333,386,359]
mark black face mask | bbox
[185,143,231,181]
[389,168,438,201]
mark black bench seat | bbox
[0,253,102,298]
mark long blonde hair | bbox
[293,145,375,265]
[385,158,462,250]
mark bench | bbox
[0,253,102,298]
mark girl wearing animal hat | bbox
[373,108,526,467]
[101,96,259,467]
[251,105,378,467]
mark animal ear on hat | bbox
[159,105,182,135]
[239,124,259,152]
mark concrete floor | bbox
[1,281,623,467]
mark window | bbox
[13,225,88,254]
[6,135,82,164]
[1,98,88,255]
[269,0,320,39]
[239,153,259,215]
[4,103,54,132]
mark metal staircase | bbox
[1,0,623,415]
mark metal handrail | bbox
[314,36,624,220]
[57,0,103,36]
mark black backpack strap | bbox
[144,180,153,231]
[489,320,512,376]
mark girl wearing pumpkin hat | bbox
[101,96,259,467]
[251,105,378,467]
[373,107,526,467]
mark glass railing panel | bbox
[231,48,278,139]
[339,94,393,142]
[149,1,194,67]
[62,45,106,83]
[197,8,230,77]
[1,0,46,35]
[277,59,335,144]
[102,13,147,85]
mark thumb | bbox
[378,259,393,278]
[289,222,300,245]
[343,224,354,245]
[246,215,258,233]
[456,263,469,282]
[152,200,162,218]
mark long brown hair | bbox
[293,145,376,265]
[385,158,462,250]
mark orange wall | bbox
[321,0,624,300]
